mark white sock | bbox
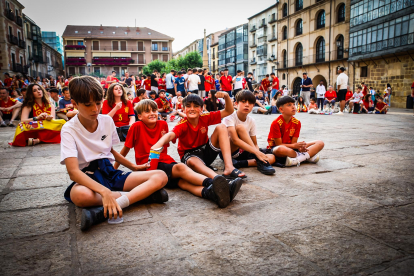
[119,191,129,196]
[116,195,130,209]
[296,152,308,163]
[304,152,310,160]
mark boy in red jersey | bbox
[220,68,233,97]
[155,90,173,120]
[143,75,152,96]
[132,89,147,108]
[260,74,270,97]
[115,99,239,208]
[374,97,388,114]
[263,96,324,167]
[152,93,246,195]
[0,88,22,127]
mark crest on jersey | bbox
[200,126,206,134]
[289,128,295,136]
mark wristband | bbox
[33,117,37,121]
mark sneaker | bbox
[285,157,300,167]
[81,206,107,231]
[335,111,344,115]
[7,121,15,127]
[308,153,320,164]
[206,175,230,208]
[228,177,243,202]
[256,159,275,175]
[0,121,6,127]
[368,111,373,114]
[141,188,169,204]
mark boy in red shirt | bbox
[132,89,146,107]
[155,90,173,120]
[323,85,337,110]
[263,96,324,167]
[204,72,213,94]
[0,87,22,127]
[220,68,233,97]
[374,97,388,114]
[3,73,12,88]
[115,99,235,208]
[143,75,152,96]
[260,75,270,95]
[151,93,245,207]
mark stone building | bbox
[173,39,199,59]
[348,0,414,108]
[62,25,174,77]
[40,41,63,79]
[248,3,279,81]
[211,41,219,75]
[277,0,350,95]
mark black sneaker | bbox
[256,160,275,175]
[81,206,107,231]
[141,188,169,204]
[204,175,230,208]
[228,177,243,202]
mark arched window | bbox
[283,50,287,68]
[296,0,303,11]
[336,35,344,59]
[282,3,288,17]
[282,73,286,80]
[295,43,303,66]
[316,37,325,62]
[282,26,287,40]
[317,11,325,29]
[338,4,345,23]
[296,19,303,36]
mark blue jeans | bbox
[225,90,233,97]
[271,89,278,99]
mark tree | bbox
[141,51,203,76]
[142,59,166,76]
[177,51,203,70]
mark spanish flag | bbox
[10,119,66,147]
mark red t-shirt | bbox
[271,77,279,90]
[325,91,337,101]
[132,97,141,106]
[376,102,387,110]
[105,76,119,89]
[64,80,69,87]
[204,75,213,92]
[135,80,141,89]
[345,91,353,101]
[267,115,301,148]
[102,100,134,127]
[4,78,12,87]
[143,79,151,90]
[363,99,373,109]
[242,77,247,89]
[155,97,171,112]
[158,78,166,91]
[261,78,270,91]
[100,80,106,87]
[125,120,175,165]
[172,111,222,159]
[362,85,368,96]
[0,97,17,114]
[220,76,232,91]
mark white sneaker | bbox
[335,111,344,115]
[308,153,320,164]
[285,157,300,167]
[0,121,6,127]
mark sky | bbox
[19,0,276,52]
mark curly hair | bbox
[22,84,50,109]
[106,83,128,107]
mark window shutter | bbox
[112,41,119,50]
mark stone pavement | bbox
[0,109,413,276]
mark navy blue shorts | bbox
[64,158,131,203]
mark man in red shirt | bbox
[204,72,213,94]
[143,75,152,96]
[220,68,233,97]
[105,71,119,90]
[323,85,337,110]
[3,73,12,88]
[265,96,324,167]
[270,73,279,99]
[155,90,173,120]
[0,88,22,127]
[260,74,271,96]
[361,82,368,96]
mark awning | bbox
[66,52,84,57]
[111,52,131,57]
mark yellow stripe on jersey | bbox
[200,112,210,116]
[176,119,188,125]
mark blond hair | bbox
[134,99,158,114]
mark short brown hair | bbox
[69,76,103,104]
[135,99,157,114]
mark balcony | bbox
[151,46,169,52]
[250,58,257,65]
[268,16,277,24]
[16,16,23,26]
[249,26,257,32]
[66,57,86,66]
[18,40,25,49]
[218,59,226,66]
[26,31,32,40]
[33,54,44,63]
[4,9,15,21]
[225,57,235,64]
[65,45,86,50]
[259,22,267,29]
[9,34,18,45]
[268,36,277,42]
[12,63,23,73]
[331,50,349,60]
[258,37,267,44]
[92,57,134,66]
[249,43,257,48]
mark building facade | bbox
[218,23,249,77]
[278,0,350,95]
[0,0,27,76]
[24,14,45,78]
[248,4,279,81]
[41,41,63,79]
[62,25,174,77]
[173,39,199,59]
[348,0,414,108]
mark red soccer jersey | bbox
[363,99,373,109]
[267,115,301,148]
[155,97,171,113]
[376,102,387,110]
[271,77,279,90]
[242,77,247,89]
[100,80,106,87]
[172,111,222,159]
[0,97,17,114]
[158,78,166,91]
[32,102,52,117]
[220,75,233,91]
[362,85,368,96]
[105,76,119,89]
[345,91,353,101]
[144,79,151,90]
[204,75,213,92]
[325,91,337,101]
[125,120,175,165]
[135,79,141,89]
[102,100,134,127]
[4,78,12,87]
[132,97,141,106]
[261,78,270,91]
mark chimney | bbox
[100,24,103,30]
[126,26,130,32]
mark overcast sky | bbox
[20,0,276,52]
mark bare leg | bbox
[186,156,216,179]
[272,145,297,158]
[171,163,205,186]
[123,170,167,203]
[11,107,21,121]
[178,179,203,197]
[306,140,324,157]
[340,100,345,112]
[70,183,122,207]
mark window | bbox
[272,25,276,38]
[112,41,119,50]
[162,42,168,51]
[68,67,75,75]
[316,37,325,62]
[120,41,126,51]
[282,3,288,17]
[77,41,84,45]
[282,73,286,80]
[282,26,287,40]
[296,0,303,11]
[152,42,158,51]
[121,67,127,76]
[283,50,287,68]
[295,43,303,66]
[296,19,303,36]
[338,3,345,23]
[92,41,99,51]
[272,66,276,73]
[138,41,144,51]
[360,66,368,77]
[162,55,168,62]
[336,35,344,59]
[317,11,325,29]
[252,33,256,44]
[75,31,78,34]
[88,31,91,34]
[79,67,86,75]
[152,54,158,61]
[138,54,144,64]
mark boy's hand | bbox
[255,150,269,163]
[101,189,123,219]
[215,91,228,99]
[132,163,150,171]
[294,141,307,150]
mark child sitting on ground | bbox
[155,90,173,120]
[374,97,388,114]
[349,86,364,113]
[61,76,168,231]
[308,98,318,114]
[361,94,375,113]
[114,99,240,208]
[297,96,308,112]
[253,91,270,114]
[262,96,324,167]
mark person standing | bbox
[315,80,326,110]
[158,73,167,92]
[150,69,159,93]
[197,69,206,98]
[204,72,213,96]
[215,74,221,91]
[166,69,176,97]
[174,71,186,96]
[245,72,254,92]
[220,68,233,97]
[336,67,348,115]
[259,75,270,97]
[270,72,279,99]
[300,73,313,106]
[232,70,244,98]
[187,69,200,95]
[121,71,135,98]
[384,84,392,107]
[361,82,369,96]
[105,71,119,92]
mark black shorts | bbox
[233,89,242,98]
[1,113,12,120]
[337,89,347,101]
[166,88,175,96]
[181,139,220,167]
[260,147,299,166]
[220,148,256,161]
[157,162,179,188]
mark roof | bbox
[62,25,174,41]
[248,4,277,20]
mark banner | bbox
[10,119,66,147]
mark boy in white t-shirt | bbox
[61,76,168,231]
[222,90,275,175]
[232,70,244,98]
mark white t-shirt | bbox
[351,92,364,103]
[233,76,244,90]
[283,88,289,96]
[60,114,120,170]
[316,84,326,98]
[222,111,257,137]
[187,74,200,91]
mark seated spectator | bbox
[361,94,375,113]
[127,92,133,102]
[297,96,308,112]
[132,89,147,108]
[17,87,27,103]
[269,92,282,114]
[57,87,74,121]
[149,90,157,100]
[375,97,388,114]
[349,86,364,113]
[253,91,270,114]
[171,90,182,107]
[323,85,337,111]
[0,88,22,127]
[49,88,60,116]
[308,98,318,114]
[169,96,186,121]
[155,90,173,120]
[10,89,21,100]
[204,90,224,112]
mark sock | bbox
[201,187,209,199]
[303,152,310,160]
[296,152,308,163]
[237,160,249,168]
[119,191,129,196]
[116,195,130,209]
[202,178,213,187]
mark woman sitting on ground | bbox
[204,90,224,112]
[297,96,308,112]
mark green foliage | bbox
[142,60,166,76]
[141,51,203,76]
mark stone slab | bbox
[0,179,9,193]
[276,222,403,275]
[0,167,17,179]
[21,155,61,166]
[11,173,71,190]
[0,158,22,167]
[0,206,69,239]
[17,164,68,176]
[370,259,414,276]
[0,151,29,159]
[30,149,61,157]
[0,187,67,211]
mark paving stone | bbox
[276,222,403,275]
[0,151,29,159]
[0,206,69,239]
[17,163,68,176]
[21,155,61,165]
[30,149,61,157]
[0,187,67,211]
[0,167,17,179]
[370,258,414,276]
[396,203,414,218]
[0,158,22,167]
[0,179,9,193]
[338,208,414,254]
[11,173,71,190]
[0,233,72,275]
